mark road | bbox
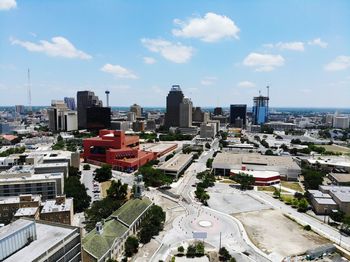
[247,190,350,250]
[149,138,271,262]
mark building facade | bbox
[252,95,269,125]
[230,104,247,128]
[165,85,185,128]
[77,91,103,129]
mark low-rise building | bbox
[157,153,193,178]
[265,121,296,131]
[328,173,350,186]
[230,169,280,186]
[308,189,338,214]
[320,185,350,215]
[200,123,216,139]
[0,194,41,224]
[212,152,301,181]
[305,156,350,173]
[0,218,81,262]
[40,195,74,225]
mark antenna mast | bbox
[27,68,32,113]
[267,85,270,98]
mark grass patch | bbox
[100,181,111,198]
[320,144,350,154]
[257,186,276,192]
[281,181,304,192]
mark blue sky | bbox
[0,0,349,107]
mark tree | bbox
[84,197,123,231]
[219,247,231,261]
[69,166,81,177]
[205,142,211,149]
[265,149,274,155]
[330,210,345,222]
[83,164,91,170]
[138,205,166,244]
[297,198,309,212]
[124,236,139,257]
[260,139,269,148]
[195,242,205,257]
[280,144,288,152]
[273,188,281,198]
[107,179,128,201]
[64,176,91,213]
[206,158,213,168]
[94,164,112,182]
[177,246,185,254]
[231,173,255,190]
[186,245,196,258]
[302,168,325,190]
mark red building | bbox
[230,168,280,186]
[83,130,156,172]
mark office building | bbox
[64,97,76,110]
[333,115,349,129]
[265,121,296,131]
[0,166,64,200]
[83,130,156,172]
[252,95,269,125]
[146,119,156,131]
[77,91,103,129]
[111,121,130,131]
[132,121,145,132]
[15,105,25,115]
[86,107,111,130]
[213,107,223,116]
[48,100,78,132]
[200,123,216,139]
[0,218,82,262]
[179,97,193,128]
[192,107,209,124]
[127,111,136,122]
[230,104,247,128]
[130,103,142,117]
[165,85,184,128]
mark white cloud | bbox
[10,36,92,59]
[237,81,256,88]
[201,76,217,86]
[324,56,350,71]
[143,56,156,64]
[308,38,328,48]
[172,12,240,42]
[101,64,138,79]
[243,53,285,72]
[141,38,194,63]
[0,0,16,10]
[275,41,304,51]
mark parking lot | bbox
[207,183,270,214]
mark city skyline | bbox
[1,0,350,107]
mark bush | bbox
[83,164,91,170]
[186,245,196,258]
[304,225,311,231]
[219,247,231,261]
[177,246,184,253]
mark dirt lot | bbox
[235,209,329,258]
[320,144,350,154]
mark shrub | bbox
[303,225,311,231]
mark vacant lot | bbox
[235,209,329,258]
[207,184,270,214]
[320,144,350,154]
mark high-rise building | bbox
[333,115,349,129]
[213,107,223,116]
[130,103,142,117]
[15,105,25,115]
[64,97,76,110]
[86,107,111,130]
[252,96,269,125]
[48,100,78,131]
[180,97,193,128]
[77,91,103,129]
[165,85,184,128]
[230,104,247,128]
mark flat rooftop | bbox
[141,142,177,154]
[4,220,77,262]
[0,195,41,204]
[231,169,280,179]
[41,198,73,214]
[329,173,350,183]
[213,152,300,169]
[158,153,193,172]
[308,190,332,199]
[307,157,350,168]
[313,197,337,205]
[14,207,38,217]
[0,172,63,183]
